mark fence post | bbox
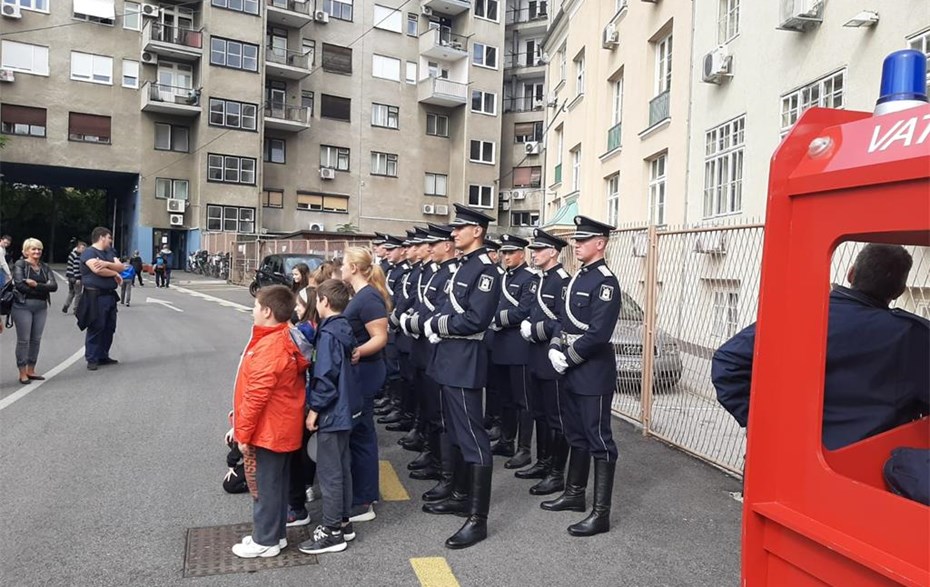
[640,225,659,436]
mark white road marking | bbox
[171,285,252,312]
[145,297,183,312]
[0,347,86,412]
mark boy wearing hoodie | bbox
[299,279,360,555]
[231,285,310,559]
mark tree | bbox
[335,222,359,234]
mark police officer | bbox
[543,216,622,537]
[482,237,506,442]
[518,229,571,494]
[424,204,500,549]
[372,232,391,274]
[374,235,408,416]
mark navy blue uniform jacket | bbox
[392,262,419,354]
[712,286,930,450]
[491,264,537,366]
[527,264,570,380]
[308,315,361,432]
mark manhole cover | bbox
[183,522,318,578]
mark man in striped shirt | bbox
[62,240,86,314]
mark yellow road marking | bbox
[379,460,410,501]
[410,557,461,587]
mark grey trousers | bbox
[12,299,48,368]
[64,278,83,313]
[252,447,291,547]
[120,281,132,305]
[316,430,352,527]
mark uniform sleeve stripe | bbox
[439,315,449,336]
[536,322,546,341]
[567,345,585,364]
[500,311,509,327]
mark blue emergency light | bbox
[874,50,928,115]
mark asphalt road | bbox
[0,272,742,587]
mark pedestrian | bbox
[0,235,12,288]
[543,216,622,538]
[423,204,500,549]
[130,251,144,286]
[119,259,136,307]
[231,285,310,559]
[11,238,58,385]
[63,240,86,314]
[78,227,124,371]
[290,262,312,324]
[153,253,166,287]
[298,279,360,555]
[160,245,173,287]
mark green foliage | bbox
[335,222,359,234]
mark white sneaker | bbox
[348,504,376,523]
[242,535,287,549]
[232,539,281,558]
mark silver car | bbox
[612,290,683,392]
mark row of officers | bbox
[370,203,622,550]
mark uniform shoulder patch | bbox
[599,284,614,301]
[478,275,494,292]
[529,281,538,294]
[479,254,492,265]
[557,268,570,279]
[598,265,614,277]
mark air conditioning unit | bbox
[532,98,545,110]
[498,190,510,201]
[546,92,558,108]
[141,51,158,65]
[169,213,184,226]
[778,0,823,31]
[0,68,14,82]
[314,9,329,23]
[435,204,449,215]
[166,198,186,213]
[525,141,541,155]
[602,24,619,49]
[695,231,726,254]
[309,222,325,231]
[2,3,22,18]
[499,200,511,211]
[512,191,526,201]
[421,6,432,16]
[701,45,731,84]
[140,3,160,17]
[422,204,435,215]
[631,231,648,258]
[320,167,336,179]
[538,52,550,64]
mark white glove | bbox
[399,313,411,335]
[520,320,532,341]
[424,317,436,339]
[428,333,442,344]
[548,349,568,374]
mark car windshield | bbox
[282,256,324,274]
[619,291,645,322]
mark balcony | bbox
[142,22,203,62]
[648,90,670,128]
[418,28,468,62]
[264,103,310,132]
[141,82,201,116]
[502,96,545,113]
[265,47,312,80]
[266,0,313,28]
[422,0,470,17]
[417,76,468,107]
[607,122,622,152]
[505,5,549,30]
[504,51,546,77]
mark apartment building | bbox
[0,0,508,261]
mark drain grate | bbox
[183,522,318,578]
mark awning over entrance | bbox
[543,196,578,228]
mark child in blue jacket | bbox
[119,259,136,306]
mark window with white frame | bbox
[703,116,744,218]
[209,98,258,130]
[612,76,623,125]
[121,59,139,88]
[648,153,667,225]
[371,103,399,129]
[405,61,417,84]
[155,178,190,200]
[473,0,498,21]
[570,147,581,191]
[372,54,401,81]
[207,204,255,232]
[406,13,418,36]
[68,112,111,143]
[211,0,259,16]
[468,185,493,208]
[1,41,49,76]
[210,37,259,72]
[322,0,352,21]
[511,211,539,227]
[320,145,350,171]
[3,0,48,11]
[712,289,739,338]
[73,0,114,25]
[154,123,189,152]
[207,153,256,185]
[471,90,497,115]
[512,166,542,188]
[557,44,566,84]
[574,53,585,96]
[427,113,449,137]
[472,43,498,69]
[717,0,739,44]
[264,137,285,164]
[71,52,113,85]
[606,173,620,227]
[262,189,284,208]
[907,29,929,83]
[514,121,543,143]
[123,1,140,29]
[655,33,672,96]
[425,172,447,196]
[1,104,47,137]
[780,69,845,135]
[469,140,495,164]
[371,151,398,177]
[373,4,402,32]
[297,193,349,213]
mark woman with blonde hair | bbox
[341,246,391,522]
[11,238,58,384]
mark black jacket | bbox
[12,260,58,304]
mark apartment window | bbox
[320,145,350,171]
[209,98,258,130]
[606,174,619,227]
[655,33,673,95]
[780,69,845,134]
[909,29,930,83]
[513,166,542,188]
[301,91,314,115]
[122,59,139,88]
[372,54,401,81]
[471,90,497,115]
[649,154,667,225]
[1,104,46,137]
[425,173,447,196]
[70,51,113,85]
[468,185,493,209]
[472,43,498,69]
[73,0,114,25]
[704,116,744,217]
[210,37,259,72]
[514,121,543,143]
[712,290,739,338]
[474,0,498,21]
[373,4,402,32]
[574,53,585,96]
[371,151,398,177]
[427,61,448,79]
[371,103,399,129]
[302,39,316,66]
[207,205,255,232]
[469,140,495,164]
[262,189,284,208]
[264,137,286,164]
[297,193,349,213]
[718,0,739,44]
[427,113,449,137]
[571,147,581,191]
[155,178,190,200]
[207,153,257,185]
[321,43,352,74]
[4,0,48,11]
[320,94,351,121]
[405,61,417,84]
[123,2,140,29]
[322,0,352,20]
[511,212,539,227]
[68,112,111,144]
[211,0,259,16]
[612,77,623,125]
[406,13,418,36]
[557,44,566,83]
[154,123,189,152]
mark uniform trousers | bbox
[441,385,492,466]
[417,368,443,432]
[537,377,567,434]
[350,360,385,506]
[560,390,618,463]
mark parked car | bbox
[249,253,326,296]
[612,290,683,392]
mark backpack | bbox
[0,279,15,328]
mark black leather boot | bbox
[568,459,615,537]
[377,409,404,424]
[487,423,502,442]
[445,464,492,549]
[385,415,414,432]
[516,426,552,479]
[422,434,454,503]
[530,432,567,495]
[505,411,534,468]
[407,432,433,470]
[540,448,589,512]
[423,455,470,517]
[399,426,424,451]
[373,396,391,409]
